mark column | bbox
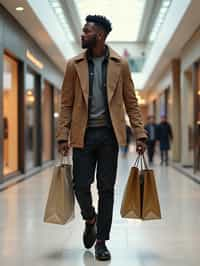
[192,62,200,172]
[171,59,181,162]
[18,62,26,173]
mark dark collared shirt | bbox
[87,46,111,127]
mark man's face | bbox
[81,22,98,49]
[161,116,167,122]
[150,116,155,123]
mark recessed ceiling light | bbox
[16,6,24,12]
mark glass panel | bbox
[196,66,200,170]
[75,0,146,42]
[3,55,18,175]
[128,57,146,73]
[54,88,61,159]
[25,71,36,170]
[42,81,52,162]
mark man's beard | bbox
[81,34,97,49]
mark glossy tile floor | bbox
[0,148,200,266]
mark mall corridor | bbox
[0,0,200,265]
[0,149,200,266]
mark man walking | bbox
[145,115,158,165]
[157,115,173,166]
[56,15,147,261]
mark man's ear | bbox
[98,29,106,40]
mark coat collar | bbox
[74,46,121,63]
[73,46,122,106]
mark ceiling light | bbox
[16,6,24,12]
[148,0,172,42]
[55,7,63,14]
[51,2,61,8]
[163,1,171,8]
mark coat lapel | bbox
[73,47,121,106]
[107,59,121,103]
[74,58,89,106]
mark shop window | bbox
[25,70,36,170]
[54,88,61,158]
[42,81,53,162]
[3,54,19,175]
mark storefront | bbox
[53,88,61,158]
[3,54,19,176]
[42,81,54,162]
[193,62,200,172]
[0,5,63,183]
[181,62,200,172]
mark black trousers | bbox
[73,127,119,240]
[147,140,156,163]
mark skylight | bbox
[48,0,75,42]
[149,0,172,42]
[74,0,146,42]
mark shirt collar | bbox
[87,45,109,63]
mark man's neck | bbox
[89,45,106,57]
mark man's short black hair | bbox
[86,15,112,35]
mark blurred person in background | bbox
[121,124,133,157]
[157,115,173,166]
[145,115,158,165]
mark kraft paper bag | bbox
[44,158,75,225]
[120,164,141,219]
[141,168,161,220]
[120,155,161,220]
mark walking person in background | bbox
[56,15,147,261]
[121,124,133,157]
[157,115,173,166]
[145,115,158,165]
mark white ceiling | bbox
[1,0,199,92]
[0,0,78,72]
[74,0,146,42]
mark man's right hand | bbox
[57,141,70,156]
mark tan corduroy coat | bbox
[56,47,147,147]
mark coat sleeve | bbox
[122,59,147,140]
[56,60,75,142]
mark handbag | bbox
[44,156,75,225]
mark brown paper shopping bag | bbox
[120,156,141,218]
[44,157,75,225]
[121,155,161,220]
[140,164,161,219]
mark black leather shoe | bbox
[95,242,111,261]
[83,219,97,249]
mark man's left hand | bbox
[136,139,146,154]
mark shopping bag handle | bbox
[134,155,140,167]
[141,154,148,170]
[133,154,148,170]
[59,154,72,165]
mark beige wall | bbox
[179,31,200,166]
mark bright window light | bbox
[55,7,63,14]
[48,0,75,42]
[163,1,171,8]
[149,0,172,42]
[74,0,146,42]
[51,2,60,8]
